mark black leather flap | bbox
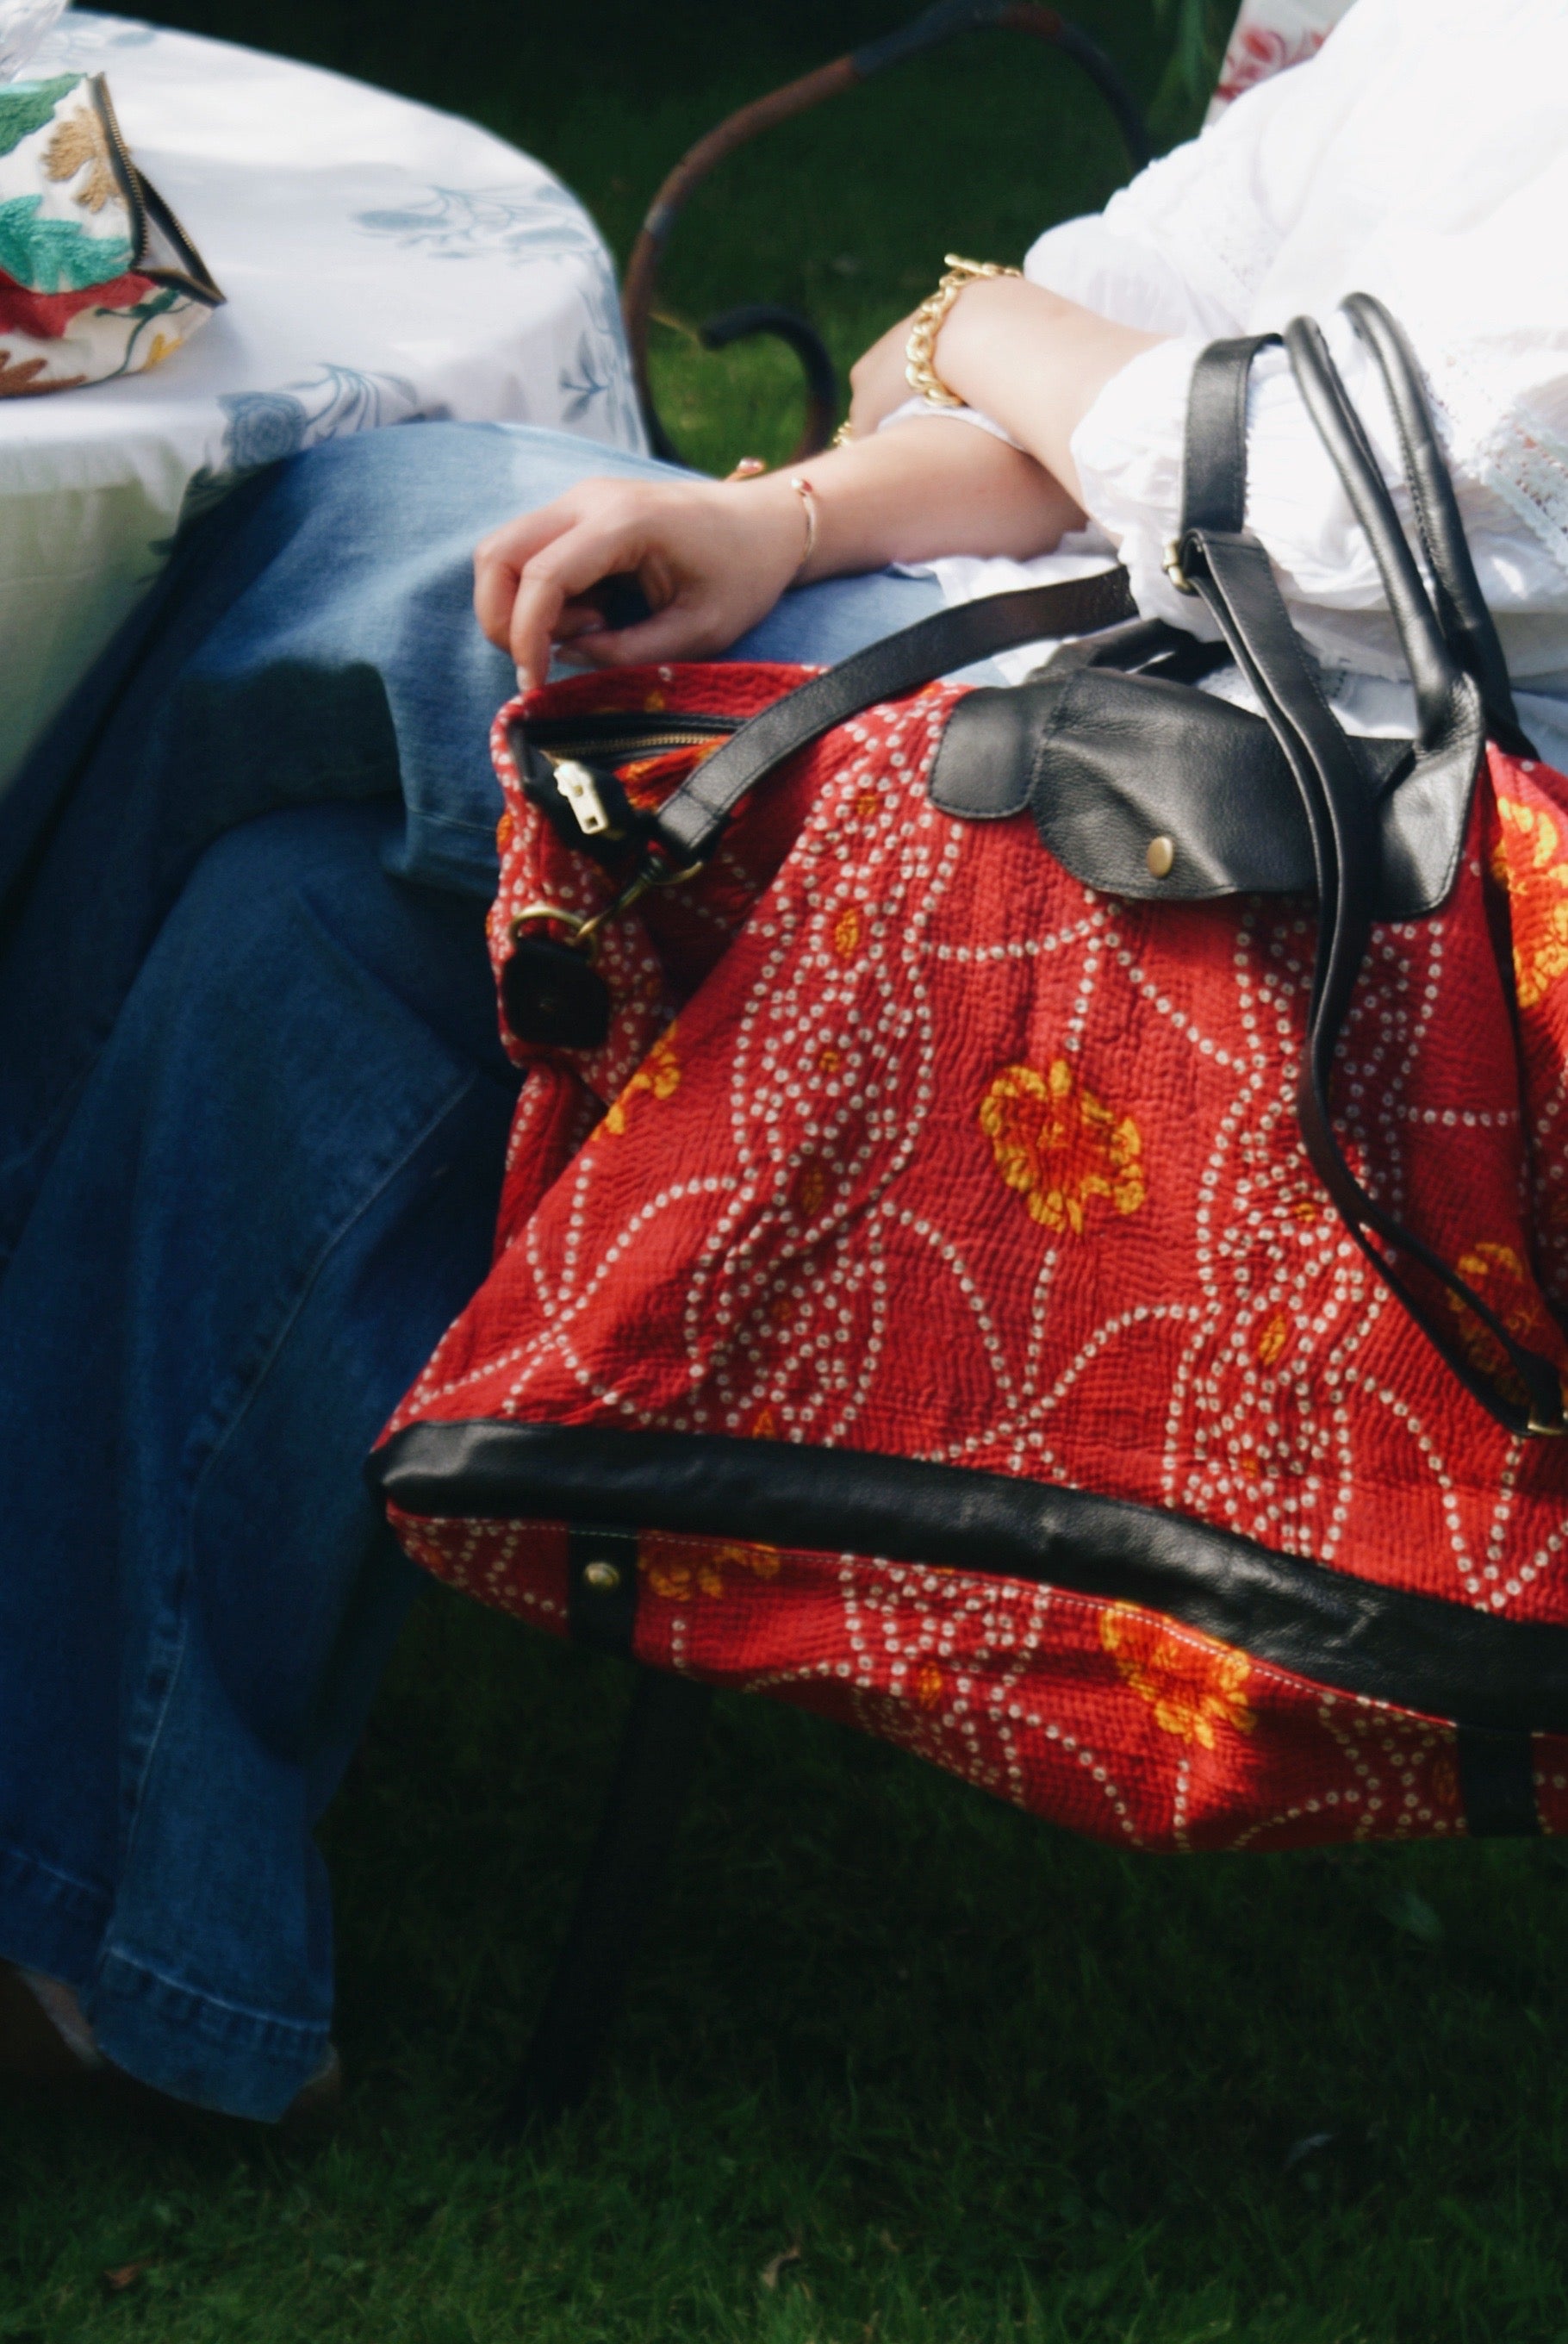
[928,668,1431,912]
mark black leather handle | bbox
[650,565,1135,863]
[1178,333,1564,1437]
[1179,334,1280,538]
[1285,315,1472,757]
[1341,292,1534,757]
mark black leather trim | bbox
[928,668,1414,907]
[1455,1726,1540,1838]
[650,570,1136,863]
[1341,293,1534,758]
[568,1524,639,1657]
[373,1423,1568,1734]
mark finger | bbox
[506,570,567,689]
[474,486,643,653]
[474,539,524,651]
[508,517,656,683]
[565,595,730,670]
[553,600,612,643]
[473,498,588,648]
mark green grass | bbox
[7,5,1565,2339]
[9,1596,1568,2341]
[98,0,1198,474]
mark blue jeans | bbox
[0,423,942,2120]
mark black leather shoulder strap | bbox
[1179,334,1281,537]
[1341,291,1534,756]
[650,564,1136,863]
[1179,322,1564,1438]
[1285,315,1472,755]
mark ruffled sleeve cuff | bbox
[1067,336,1218,632]
[875,393,1022,449]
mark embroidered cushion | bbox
[0,70,221,394]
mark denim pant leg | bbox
[0,421,939,1266]
[0,420,942,2120]
[0,801,518,2118]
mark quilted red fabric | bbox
[383,659,1568,1852]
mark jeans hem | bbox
[90,1946,331,2123]
[0,1839,112,1992]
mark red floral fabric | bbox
[383,660,1568,1851]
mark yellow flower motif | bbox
[979,1059,1146,1236]
[602,1023,680,1134]
[794,1158,829,1219]
[912,1661,944,1711]
[1445,1238,1568,1411]
[1254,1312,1290,1367]
[45,109,118,213]
[1492,795,1568,1009]
[1099,1603,1255,1749]
[141,332,177,371]
[832,907,862,961]
[642,1537,781,1602]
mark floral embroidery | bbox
[44,105,115,212]
[1491,795,1568,1009]
[1099,1604,1255,1748]
[1446,1239,1567,1408]
[602,1024,680,1135]
[1254,1312,1290,1367]
[0,349,74,395]
[642,1537,780,1602]
[979,1059,1145,1235]
[793,1158,828,1218]
[912,1661,943,1711]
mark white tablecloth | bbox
[0,9,644,789]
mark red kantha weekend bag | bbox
[372,298,1568,1858]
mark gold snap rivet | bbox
[1146,834,1175,880]
[582,1559,622,1593]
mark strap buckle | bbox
[1163,537,1199,597]
[509,845,706,961]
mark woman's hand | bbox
[475,415,1092,687]
[475,472,806,689]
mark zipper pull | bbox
[553,758,612,838]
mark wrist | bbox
[719,465,831,585]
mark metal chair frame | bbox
[503,1,1149,2135]
[620,0,1151,466]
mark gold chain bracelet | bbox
[904,254,1022,408]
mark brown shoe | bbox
[281,2043,343,2133]
[0,1964,339,2129]
[0,1963,96,2083]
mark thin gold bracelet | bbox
[788,473,819,575]
[904,253,1023,408]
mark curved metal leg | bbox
[498,1668,714,2137]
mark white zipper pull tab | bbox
[552,757,612,837]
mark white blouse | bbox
[911,0,1568,760]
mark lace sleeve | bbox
[1072,314,1568,683]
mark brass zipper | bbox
[529,716,737,763]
